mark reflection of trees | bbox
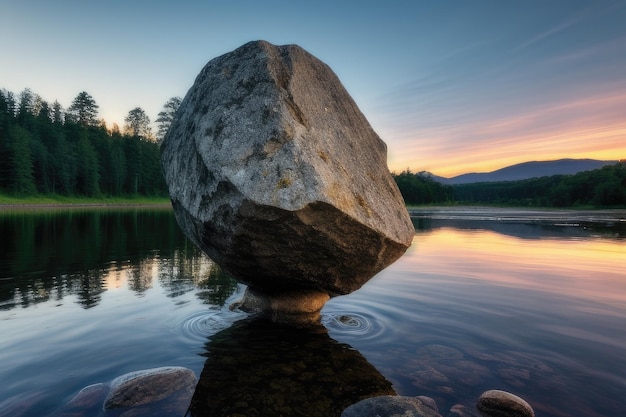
[195,263,238,307]
[1,271,106,310]
[76,269,106,309]
[127,259,156,294]
[157,241,199,298]
[0,208,237,311]
[413,216,626,240]
[158,242,238,307]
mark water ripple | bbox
[321,310,386,343]
[179,309,245,343]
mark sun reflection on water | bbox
[403,228,626,306]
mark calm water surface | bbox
[1,207,625,416]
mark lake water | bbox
[1,206,625,416]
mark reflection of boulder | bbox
[161,40,414,323]
[190,317,395,416]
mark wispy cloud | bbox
[386,86,626,176]
[512,15,583,53]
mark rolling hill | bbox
[435,158,618,185]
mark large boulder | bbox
[161,40,414,321]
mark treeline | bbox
[392,170,454,205]
[0,88,181,197]
[393,162,626,207]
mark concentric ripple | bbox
[321,310,386,342]
[179,310,245,343]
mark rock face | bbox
[161,40,414,320]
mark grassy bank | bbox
[0,193,171,207]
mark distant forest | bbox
[0,87,181,197]
[3,87,624,208]
[393,162,626,207]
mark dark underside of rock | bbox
[161,40,414,321]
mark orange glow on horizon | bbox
[386,90,626,177]
[388,127,626,177]
[399,148,626,178]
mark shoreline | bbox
[408,205,626,223]
[0,202,173,211]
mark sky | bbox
[2,0,625,177]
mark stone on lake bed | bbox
[61,383,109,413]
[476,390,535,417]
[47,366,197,417]
[161,40,414,322]
[104,366,196,409]
[341,395,443,417]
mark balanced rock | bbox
[161,40,414,321]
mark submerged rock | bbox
[449,403,481,417]
[161,40,414,322]
[54,383,109,416]
[49,366,196,417]
[341,395,442,417]
[476,390,535,417]
[104,366,196,410]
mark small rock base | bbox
[232,286,330,326]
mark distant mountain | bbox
[436,159,618,185]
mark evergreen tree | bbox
[32,94,47,119]
[8,125,37,195]
[37,100,51,122]
[52,100,64,124]
[123,136,141,194]
[67,91,99,126]
[0,89,16,120]
[138,139,166,195]
[0,89,15,190]
[110,123,121,136]
[50,129,75,194]
[110,136,127,195]
[392,170,453,205]
[29,104,56,193]
[155,96,182,143]
[76,131,101,196]
[0,89,13,133]
[17,88,36,127]
[124,107,153,140]
[0,86,168,198]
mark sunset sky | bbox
[2,0,625,177]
